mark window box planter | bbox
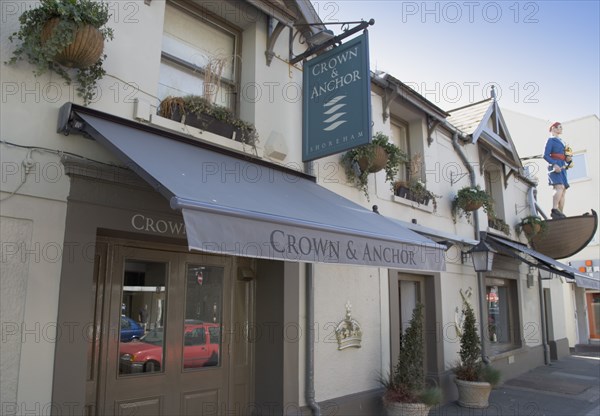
[393,179,439,212]
[158,96,258,147]
[395,185,431,205]
[488,216,510,236]
[169,106,239,141]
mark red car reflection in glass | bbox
[119,323,220,373]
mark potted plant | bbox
[158,95,259,147]
[393,153,441,212]
[452,186,494,223]
[488,216,510,236]
[454,299,501,409]
[201,54,233,105]
[515,215,548,239]
[6,0,114,105]
[381,304,442,416]
[342,132,408,199]
[394,180,440,212]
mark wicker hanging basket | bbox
[358,145,389,173]
[522,223,541,237]
[463,201,484,212]
[41,18,104,69]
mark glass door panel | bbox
[118,260,168,375]
[183,264,224,370]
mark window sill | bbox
[488,343,525,359]
[392,195,434,213]
[149,114,261,158]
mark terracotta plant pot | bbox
[358,145,389,173]
[383,399,432,416]
[455,378,492,408]
[41,18,104,68]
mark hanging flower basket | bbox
[452,186,494,224]
[6,0,114,104]
[342,132,408,200]
[464,201,484,212]
[522,223,541,237]
[516,216,547,239]
[358,145,389,173]
[41,18,104,68]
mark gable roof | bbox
[372,72,450,120]
[448,98,523,171]
[447,98,492,135]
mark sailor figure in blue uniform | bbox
[543,122,573,219]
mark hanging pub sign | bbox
[303,32,372,162]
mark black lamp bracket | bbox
[289,19,375,65]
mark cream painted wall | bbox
[312,263,384,401]
[0,147,69,412]
[440,262,479,371]
[1,3,167,408]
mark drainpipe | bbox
[528,187,550,364]
[451,133,490,365]
[305,263,321,415]
[537,269,551,365]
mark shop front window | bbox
[486,278,521,353]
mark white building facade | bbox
[1,2,592,415]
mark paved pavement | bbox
[431,350,600,416]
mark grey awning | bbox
[68,105,445,271]
[487,235,599,290]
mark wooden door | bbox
[90,242,240,415]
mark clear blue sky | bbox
[311,1,600,121]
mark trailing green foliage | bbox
[452,185,495,223]
[515,215,548,239]
[158,95,259,147]
[342,132,408,199]
[6,0,114,104]
[392,152,441,212]
[488,216,511,236]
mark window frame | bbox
[390,117,410,182]
[486,277,521,354]
[160,0,242,113]
[566,152,589,183]
[484,167,506,221]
